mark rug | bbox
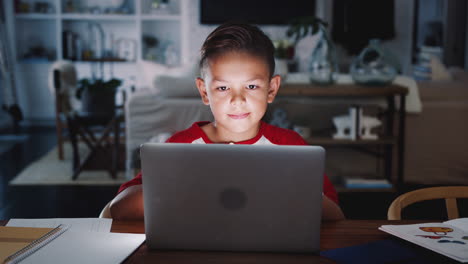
[9,143,127,186]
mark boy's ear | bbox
[196,77,210,105]
[267,75,281,103]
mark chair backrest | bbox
[49,60,78,116]
[388,186,468,220]
[99,201,112,219]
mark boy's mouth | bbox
[228,113,250,119]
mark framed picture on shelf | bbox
[115,38,136,61]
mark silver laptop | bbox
[141,143,325,253]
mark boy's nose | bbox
[230,90,246,105]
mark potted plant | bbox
[286,16,328,43]
[273,39,295,77]
[76,78,122,116]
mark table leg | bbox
[396,95,406,192]
[384,96,395,184]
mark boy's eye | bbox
[217,86,228,91]
[247,85,258,89]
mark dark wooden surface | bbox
[279,83,408,97]
[109,220,422,264]
[2,219,453,263]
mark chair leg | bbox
[445,198,459,220]
[56,121,64,160]
[66,117,80,174]
[111,117,119,179]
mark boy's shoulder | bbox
[166,121,209,143]
[261,122,307,146]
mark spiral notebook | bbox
[0,225,68,264]
[3,218,146,264]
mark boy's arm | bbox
[109,185,144,220]
[322,195,345,221]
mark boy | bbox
[110,22,344,221]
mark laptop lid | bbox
[141,143,325,253]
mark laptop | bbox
[140,143,325,253]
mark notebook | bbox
[141,143,325,253]
[2,219,145,264]
[0,225,67,264]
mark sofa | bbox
[125,62,468,186]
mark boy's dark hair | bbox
[199,22,275,78]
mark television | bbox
[200,0,316,25]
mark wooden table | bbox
[2,219,457,263]
[111,220,424,263]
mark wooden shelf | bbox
[77,58,131,62]
[279,83,408,97]
[274,82,408,192]
[15,13,57,19]
[336,186,397,193]
[306,137,396,146]
[61,14,135,21]
[140,14,181,21]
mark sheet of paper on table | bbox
[6,218,112,232]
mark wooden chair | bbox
[387,186,468,220]
[99,201,112,219]
[50,61,77,160]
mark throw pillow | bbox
[137,60,197,90]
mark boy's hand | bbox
[322,196,345,221]
[109,185,144,220]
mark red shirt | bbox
[118,121,339,204]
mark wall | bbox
[185,0,414,74]
[11,0,415,125]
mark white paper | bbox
[444,218,468,232]
[18,230,145,264]
[6,218,112,232]
[380,221,468,262]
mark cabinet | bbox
[12,0,188,66]
[277,83,408,192]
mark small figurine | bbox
[332,106,382,140]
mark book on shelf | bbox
[0,225,68,264]
[345,178,392,189]
[379,218,468,263]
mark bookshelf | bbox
[278,83,408,192]
[12,0,188,66]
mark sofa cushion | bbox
[138,60,198,90]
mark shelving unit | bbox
[12,0,187,66]
[278,83,408,192]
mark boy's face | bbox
[196,51,280,140]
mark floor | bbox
[0,125,465,220]
[0,125,119,219]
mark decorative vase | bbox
[350,39,399,85]
[308,25,339,85]
[274,58,289,78]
